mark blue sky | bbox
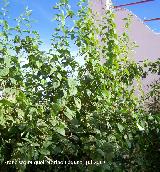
[1,0,160,45]
[113,0,160,33]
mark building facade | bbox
[89,0,160,93]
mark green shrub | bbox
[0,0,159,171]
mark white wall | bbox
[115,8,160,93]
[89,0,160,93]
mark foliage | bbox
[0,0,159,171]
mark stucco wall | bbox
[89,0,160,93]
[115,8,160,93]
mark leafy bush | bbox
[0,0,159,171]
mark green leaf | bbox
[10,78,16,85]
[64,107,75,120]
[4,56,11,67]
[3,20,9,30]
[39,149,50,155]
[137,123,145,131]
[41,79,46,85]
[36,61,42,68]
[117,123,124,132]
[57,73,62,80]
[43,141,53,149]
[0,113,5,126]
[31,143,40,147]
[14,35,20,43]
[53,80,60,89]
[97,149,105,157]
[74,97,81,110]
[86,89,92,96]
[17,109,25,118]
[0,68,9,77]
[56,125,65,136]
